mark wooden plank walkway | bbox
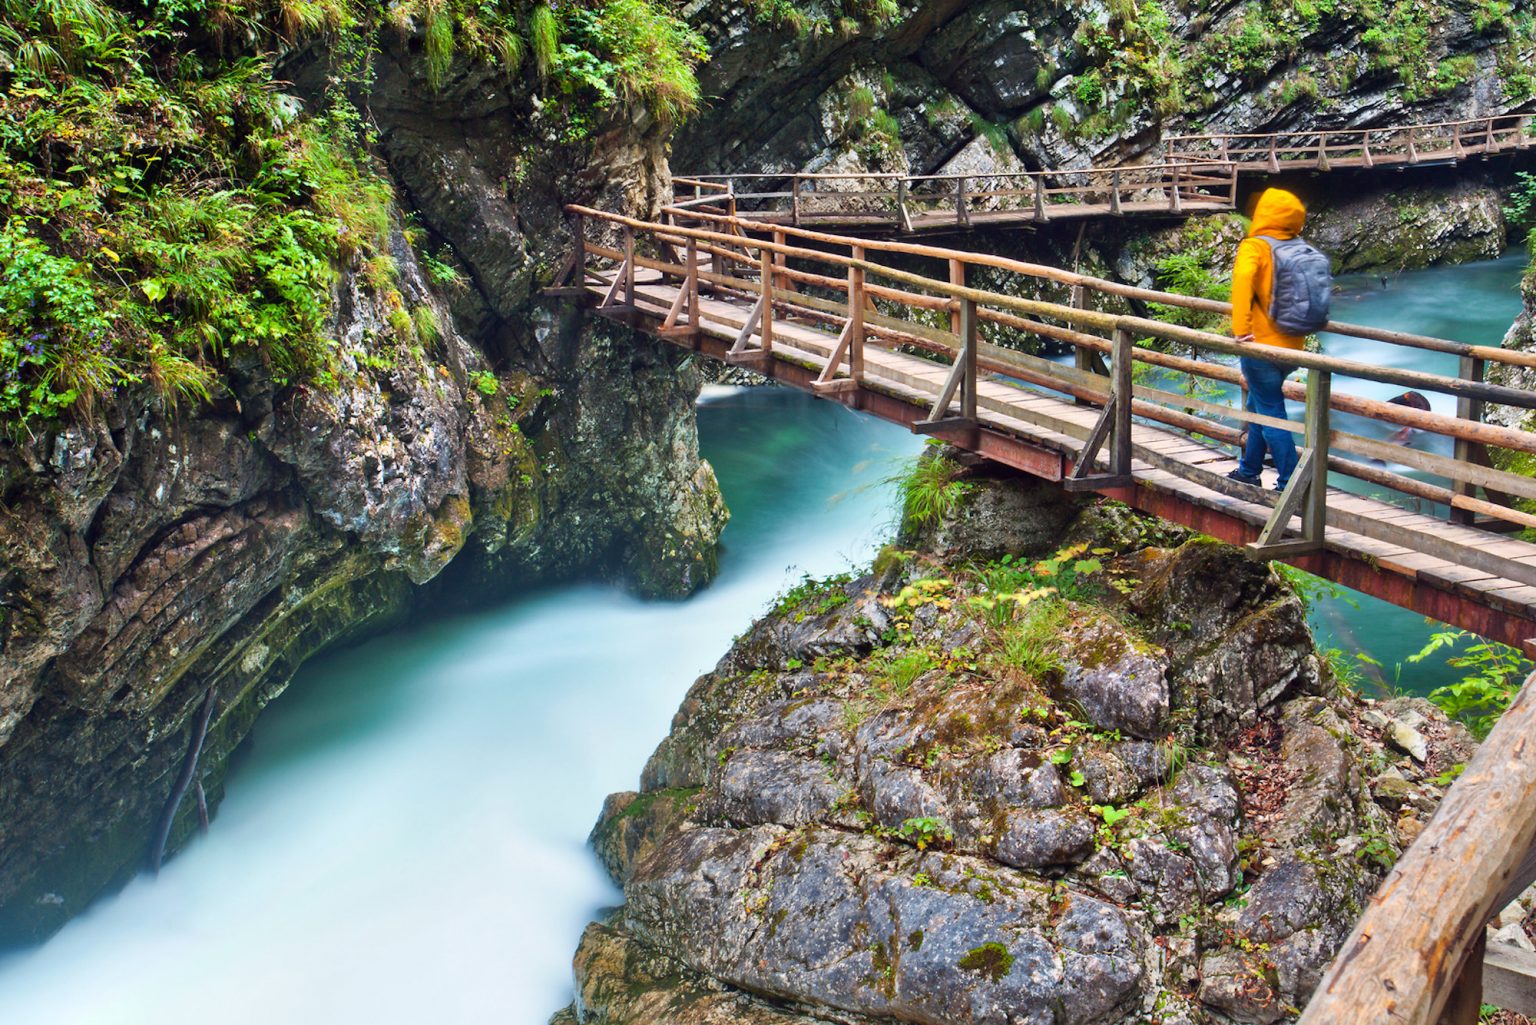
[579,265,1536,652]
[674,114,1533,235]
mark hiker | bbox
[1385,390,1431,446]
[1226,187,1332,492]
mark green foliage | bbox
[1413,629,1532,738]
[1273,563,1351,613]
[468,369,499,397]
[772,571,855,621]
[1504,172,1536,251]
[894,443,973,530]
[894,815,953,850]
[529,3,559,76]
[747,0,899,37]
[0,0,709,434]
[998,598,1069,679]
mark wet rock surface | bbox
[0,50,728,942]
[562,476,1473,1024]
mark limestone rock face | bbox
[562,490,1470,1025]
[675,2,1524,182]
[0,44,727,943]
[1304,181,1508,274]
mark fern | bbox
[529,3,558,78]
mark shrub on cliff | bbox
[0,0,706,436]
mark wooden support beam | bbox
[1453,355,1486,525]
[1247,449,1316,556]
[1302,368,1331,546]
[1486,941,1536,1018]
[1297,670,1536,1025]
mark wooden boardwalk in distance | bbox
[550,203,1536,655]
[675,113,1534,234]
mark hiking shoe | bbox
[1226,469,1262,487]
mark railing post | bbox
[772,229,788,295]
[956,176,971,227]
[1169,165,1183,213]
[623,225,635,305]
[1408,126,1420,163]
[1072,285,1096,406]
[1110,327,1133,476]
[1303,368,1331,546]
[1316,135,1330,172]
[572,211,586,285]
[1267,135,1280,172]
[791,177,801,227]
[759,247,773,354]
[949,259,965,335]
[897,178,912,232]
[961,298,978,422]
[686,235,699,319]
[848,245,865,382]
[1362,136,1374,168]
[1219,135,1230,162]
[1453,355,1487,525]
[1110,169,1123,215]
[1454,120,1466,158]
[1033,176,1048,222]
[1486,116,1496,152]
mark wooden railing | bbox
[673,161,1238,230]
[562,202,1536,583]
[1167,113,1535,171]
[1298,666,1536,1025]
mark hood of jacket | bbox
[1249,188,1306,240]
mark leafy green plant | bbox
[1414,630,1532,738]
[1504,171,1536,250]
[894,442,973,530]
[894,816,954,851]
[999,599,1069,678]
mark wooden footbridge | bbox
[552,117,1536,1022]
[550,202,1536,655]
[676,113,1534,233]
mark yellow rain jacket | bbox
[1230,188,1308,350]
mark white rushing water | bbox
[0,386,922,1025]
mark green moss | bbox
[957,941,1014,982]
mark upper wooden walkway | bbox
[549,202,1536,655]
[676,114,1534,233]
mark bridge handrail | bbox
[1167,112,1532,144]
[564,201,1536,567]
[654,204,1536,376]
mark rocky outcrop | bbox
[0,40,727,943]
[676,2,1527,179]
[566,474,1473,1025]
[1304,179,1508,274]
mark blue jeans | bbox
[1237,356,1298,488]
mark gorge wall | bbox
[0,31,724,943]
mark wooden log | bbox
[1297,670,1536,1025]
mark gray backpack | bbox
[1257,235,1333,335]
